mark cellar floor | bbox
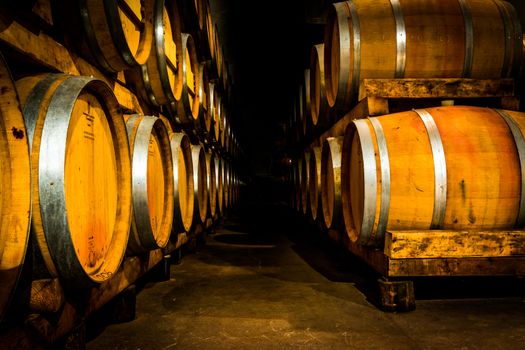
[86,201,525,349]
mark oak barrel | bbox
[125,115,174,254]
[308,147,322,222]
[78,0,154,72]
[205,152,217,218]
[191,144,208,225]
[321,137,343,229]
[324,0,523,111]
[310,44,331,129]
[215,156,224,216]
[141,0,188,122]
[17,74,132,287]
[294,158,303,213]
[177,33,201,124]
[195,63,210,138]
[300,150,311,216]
[0,53,31,321]
[168,132,194,233]
[342,106,525,247]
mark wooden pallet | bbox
[0,232,188,350]
[326,227,525,312]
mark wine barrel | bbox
[321,137,343,229]
[141,0,188,123]
[302,69,312,137]
[177,33,201,124]
[78,0,154,72]
[296,85,305,141]
[215,156,224,216]
[213,89,223,147]
[300,150,311,216]
[205,152,217,218]
[222,160,230,211]
[168,132,195,233]
[195,63,211,138]
[310,44,331,130]
[0,54,31,321]
[208,82,218,142]
[125,115,174,254]
[220,107,227,149]
[17,74,132,287]
[205,6,217,76]
[308,147,323,222]
[342,106,525,247]
[324,0,523,111]
[191,144,208,225]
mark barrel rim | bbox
[38,76,132,287]
[127,115,175,253]
[0,53,31,321]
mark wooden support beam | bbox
[0,19,142,113]
[358,78,516,100]
[385,230,525,259]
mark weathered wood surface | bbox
[0,233,188,349]
[0,19,142,113]
[385,230,525,259]
[358,78,516,101]
[327,228,525,278]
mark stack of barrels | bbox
[287,0,525,249]
[0,0,242,322]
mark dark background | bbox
[209,0,330,177]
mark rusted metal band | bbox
[414,109,447,229]
[496,109,525,227]
[389,0,406,78]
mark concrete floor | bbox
[86,202,525,350]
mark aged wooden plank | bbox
[385,230,525,259]
[358,78,516,100]
[0,19,141,113]
[387,256,525,277]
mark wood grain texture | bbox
[341,106,525,247]
[385,230,525,258]
[359,78,516,100]
[0,55,31,321]
[324,0,522,111]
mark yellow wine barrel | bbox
[214,25,223,81]
[308,147,323,222]
[220,107,227,149]
[205,3,217,75]
[17,74,132,287]
[125,115,174,254]
[325,0,523,111]
[213,89,223,147]
[180,0,206,33]
[310,44,331,130]
[300,150,311,216]
[215,156,224,217]
[190,144,208,225]
[177,33,200,124]
[342,106,525,247]
[321,137,343,229]
[168,132,194,233]
[296,85,305,142]
[78,0,154,72]
[0,53,31,321]
[222,160,230,211]
[205,152,217,218]
[195,63,210,138]
[208,82,218,143]
[141,0,188,123]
